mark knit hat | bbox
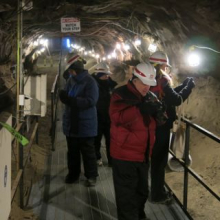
[65,53,86,70]
[68,60,84,71]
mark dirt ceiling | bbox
[0,0,220,78]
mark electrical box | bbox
[24,73,47,117]
[0,112,12,220]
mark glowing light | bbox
[84,51,88,55]
[148,44,157,53]
[116,43,121,49]
[187,53,200,67]
[39,39,44,44]
[39,39,48,47]
[40,48,46,52]
[33,41,38,46]
[72,44,80,49]
[95,54,100,58]
[107,55,112,59]
[123,44,130,51]
[112,52,117,58]
[66,38,70,48]
[134,39,141,46]
[102,57,106,61]
[78,47,84,51]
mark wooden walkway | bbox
[27,100,190,220]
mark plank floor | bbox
[27,100,191,220]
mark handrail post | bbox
[19,127,24,209]
[51,91,54,151]
[35,116,39,145]
[183,123,190,210]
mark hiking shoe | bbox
[139,211,150,220]
[65,174,79,184]
[151,193,173,205]
[140,217,150,220]
[86,178,96,187]
[97,159,103,166]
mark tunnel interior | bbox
[1,0,219,130]
[0,0,220,219]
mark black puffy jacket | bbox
[150,74,193,128]
[92,74,117,124]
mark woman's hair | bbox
[160,69,173,86]
[131,74,138,81]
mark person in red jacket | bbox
[109,62,166,220]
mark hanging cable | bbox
[0,83,17,96]
[74,22,139,37]
[190,45,220,54]
[2,0,33,23]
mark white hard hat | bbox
[149,51,171,67]
[133,62,156,86]
[94,62,111,74]
[65,53,83,70]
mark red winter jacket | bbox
[109,81,156,162]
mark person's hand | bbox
[138,100,168,124]
[138,98,162,116]
[155,107,168,125]
[63,70,70,80]
[59,90,77,107]
[187,78,195,89]
[145,91,158,102]
[59,90,69,104]
[138,101,155,115]
[182,77,192,86]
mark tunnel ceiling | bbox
[1,0,220,77]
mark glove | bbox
[138,92,164,115]
[138,100,168,124]
[59,90,77,107]
[154,105,168,125]
[59,90,69,104]
[182,77,192,86]
[63,70,70,80]
[145,91,158,103]
[138,101,156,115]
[139,91,161,115]
[187,78,195,89]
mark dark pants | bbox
[112,159,149,220]
[151,124,170,200]
[66,136,98,179]
[94,121,111,163]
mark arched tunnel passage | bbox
[0,1,220,220]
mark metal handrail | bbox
[167,117,220,219]
[183,118,220,143]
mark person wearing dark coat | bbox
[92,62,117,166]
[110,62,166,220]
[149,51,195,204]
[59,53,99,187]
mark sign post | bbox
[61,17,81,33]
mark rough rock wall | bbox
[181,76,220,134]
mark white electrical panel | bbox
[0,113,12,220]
[24,73,47,117]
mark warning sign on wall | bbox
[61,17,81,33]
